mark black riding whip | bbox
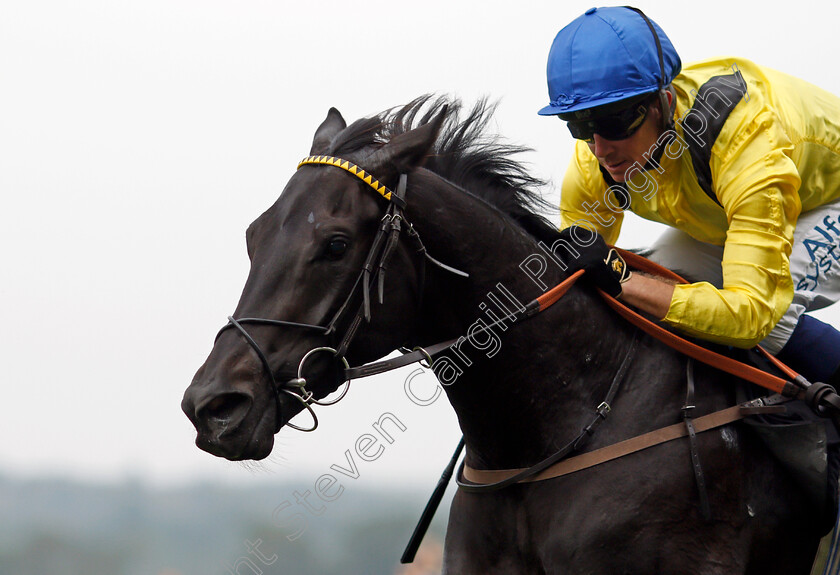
[400,436,465,564]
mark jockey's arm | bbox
[619,272,674,320]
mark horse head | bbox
[182,104,446,460]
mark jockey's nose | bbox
[590,133,617,157]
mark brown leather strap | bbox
[461,404,784,485]
[347,248,804,400]
[536,269,585,310]
[601,295,797,397]
[531,247,799,397]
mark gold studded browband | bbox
[297,156,396,203]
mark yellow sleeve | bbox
[559,141,623,244]
[663,110,801,348]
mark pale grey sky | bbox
[3,0,840,491]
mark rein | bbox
[350,250,814,400]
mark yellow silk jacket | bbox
[560,57,840,347]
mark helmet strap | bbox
[658,85,677,132]
[624,7,674,133]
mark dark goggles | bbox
[564,100,651,143]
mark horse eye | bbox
[326,238,349,259]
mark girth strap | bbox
[461,401,785,486]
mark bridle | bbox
[215,156,433,432]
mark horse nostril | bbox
[197,393,252,434]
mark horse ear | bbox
[310,108,347,155]
[366,106,447,178]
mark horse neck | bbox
[404,170,641,469]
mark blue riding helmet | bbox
[538,6,681,117]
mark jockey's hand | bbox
[557,226,630,298]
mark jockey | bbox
[540,6,840,388]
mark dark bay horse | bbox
[182,97,823,574]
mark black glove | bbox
[557,226,630,298]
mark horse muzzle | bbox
[181,369,279,461]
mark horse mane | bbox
[330,95,561,244]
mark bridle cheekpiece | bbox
[216,156,419,432]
